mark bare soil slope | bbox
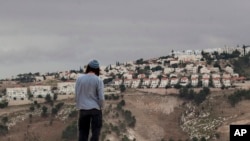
[123,90,189,141]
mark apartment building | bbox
[57,82,76,95]
[6,87,28,100]
[30,85,53,98]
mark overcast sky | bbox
[1,0,250,79]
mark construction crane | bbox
[242,44,250,56]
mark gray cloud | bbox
[1,0,250,78]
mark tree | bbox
[202,87,210,95]
[1,116,8,125]
[200,137,206,141]
[0,100,8,108]
[41,106,48,117]
[179,87,188,98]
[135,58,144,65]
[0,124,8,135]
[232,50,241,58]
[171,64,178,68]
[55,102,64,110]
[194,88,210,105]
[27,89,33,100]
[68,110,78,118]
[51,107,58,116]
[45,94,52,103]
[53,94,57,101]
[213,62,221,71]
[119,84,126,93]
[29,114,33,123]
[151,66,163,72]
[30,105,35,112]
[192,137,198,141]
[121,135,130,141]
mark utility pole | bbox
[242,44,250,56]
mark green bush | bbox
[0,124,8,135]
[228,89,250,106]
[61,120,77,140]
[68,110,78,118]
[0,100,8,108]
[55,102,64,110]
[179,87,210,105]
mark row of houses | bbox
[113,73,246,89]
[4,82,76,101]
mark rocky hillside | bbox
[1,88,250,141]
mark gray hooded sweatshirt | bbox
[75,73,104,110]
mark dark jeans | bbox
[78,109,102,141]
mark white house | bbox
[175,68,184,73]
[191,78,199,87]
[210,67,220,73]
[137,74,146,79]
[170,60,179,65]
[213,78,222,88]
[178,54,202,63]
[6,87,28,100]
[131,79,141,88]
[164,67,175,74]
[170,77,179,86]
[141,78,151,88]
[124,79,132,88]
[169,73,178,78]
[202,78,210,87]
[222,73,231,79]
[150,78,160,88]
[224,66,234,74]
[159,77,169,88]
[57,82,76,95]
[59,71,70,80]
[202,73,210,79]
[45,75,55,80]
[186,64,194,72]
[114,79,123,86]
[30,85,53,98]
[149,73,158,79]
[200,67,211,74]
[212,73,221,79]
[191,74,199,79]
[192,66,198,74]
[123,72,133,80]
[232,73,239,78]
[69,72,78,80]
[35,76,45,82]
[222,78,231,87]
[180,77,189,86]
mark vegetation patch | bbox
[228,89,250,107]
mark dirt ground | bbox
[0,116,75,141]
[121,89,189,141]
[214,99,250,141]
